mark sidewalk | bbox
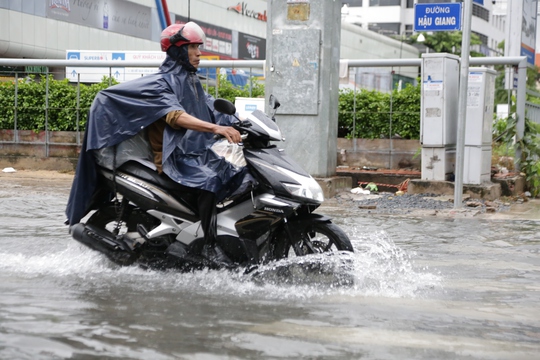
[479,197,540,220]
[2,169,539,221]
[321,190,540,220]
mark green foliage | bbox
[410,32,484,57]
[494,111,540,197]
[47,77,78,131]
[0,76,116,131]
[337,83,421,139]
[206,74,265,103]
[0,74,264,131]
[338,88,387,139]
[389,83,422,139]
[0,80,15,130]
[516,119,540,197]
[492,115,509,141]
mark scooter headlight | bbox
[277,166,324,203]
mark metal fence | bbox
[525,88,540,125]
[0,59,264,156]
[525,102,540,125]
[0,57,532,160]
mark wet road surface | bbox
[0,171,539,359]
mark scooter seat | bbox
[118,161,180,190]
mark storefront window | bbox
[472,3,490,22]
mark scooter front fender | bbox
[287,213,332,228]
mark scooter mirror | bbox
[214,98,236,115]
[269,94,281,110]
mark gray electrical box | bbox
[268,28,321,115]
[464,67,496,184]
[465,68,496,146]
[420,53,460,181]
[420,53,460,146]
[421,147,456,181]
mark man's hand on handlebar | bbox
[214,125,242,144]
[172,112,242,143]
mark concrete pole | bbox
[264,0,342,177]
[453,0,473,209]
[515,57,527,169]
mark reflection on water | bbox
[0,176,539,359]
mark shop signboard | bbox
[175,15,233,59]
[238,33,266,60]
[48,0,152,40]
[66,50,165,83]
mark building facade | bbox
[1,0,422,89]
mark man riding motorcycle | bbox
[66,22,253,266]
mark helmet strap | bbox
[169,30,187,46]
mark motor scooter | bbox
[70,96,353,271]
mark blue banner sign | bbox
[414,3,462,32]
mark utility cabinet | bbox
[420,53,460,181]
[421,147,456,181]
[464,67,496,184]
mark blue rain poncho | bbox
[65,56,247,225]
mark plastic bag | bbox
[211,139,246,168]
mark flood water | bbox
[0,173,539,359]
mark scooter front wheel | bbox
[272,221,353,260]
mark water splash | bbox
[350,230,442,298]
[0,229,442,301]
[0,242,149,282]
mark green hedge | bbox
[0,75,117,131]
[0,74,420,139]
[206,74,265,103]
[338,83,421,139]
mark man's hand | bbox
[172,112,241,143]
[214,125,242,144]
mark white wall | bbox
[341,22,419,81]
[0,10,160,59]
[0,0,269,59]
[171,0,267,38]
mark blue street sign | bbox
[414,3,462,32]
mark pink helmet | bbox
[160,22,206,52]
